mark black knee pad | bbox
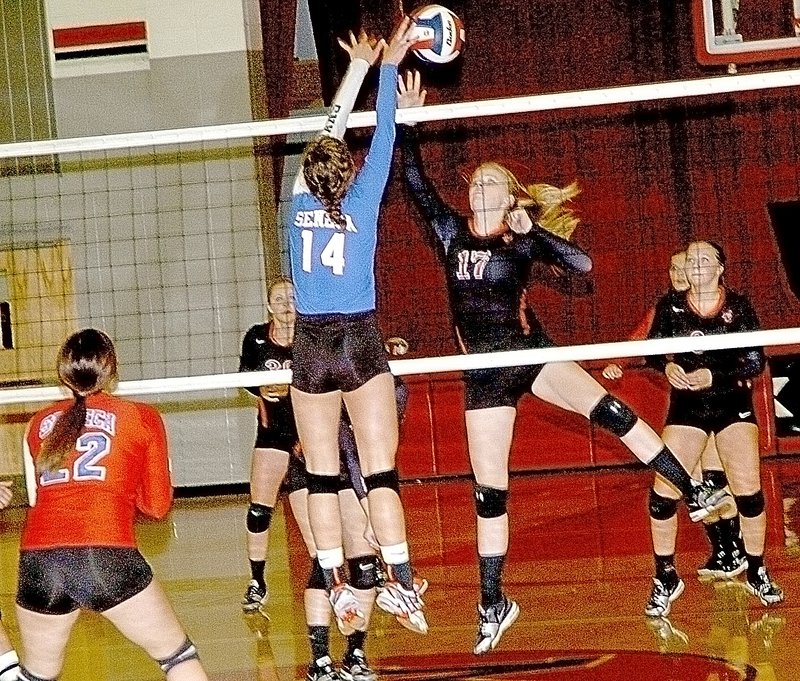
[17,667,51,681]
[246,503,273,533]
[364,469,400,494]
[306,473,341,495]
[736,490,765,518]
[589,394,638,437]
[703,469,728,489]
[474,485,508,519]
[348,555,381,590]
[157,638,199,674]
[649,489,679,520]
[307,557,326,590]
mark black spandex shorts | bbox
[464,329,554,411]
[254,422,297,452]
[666,389,757,434]
[292,312,389,394]
[17,547,153,615]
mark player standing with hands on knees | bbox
[288,19,428,636]
[16,329,209,681]
[395,72,735,654]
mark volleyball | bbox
[409,4,465,64]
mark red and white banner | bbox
[52,21,147,60]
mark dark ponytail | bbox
[37,329,117,474]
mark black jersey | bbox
[401,126,592,352]
[238,323,294,430]
[647,288,765,395]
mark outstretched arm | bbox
[322,31,383,140]
[525,218,592,273]
[351,19,417,208]
[294,30,382,193]
[398,72,460,250]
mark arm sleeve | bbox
[525,220,593,273]
[238,327,261,397]
[709,296,765,387]
[293,59,371,194]
[321,59,371,139]
[135,406,174,520]
[351,63,399,209]
[400,124,460,251]
[630,306,657,341]
[645,297,673,372]
[23,420,37,507]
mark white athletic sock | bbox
[0,650,19,681]
[380,541,410,565]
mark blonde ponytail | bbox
[520,182,581,240]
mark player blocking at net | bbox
[287,19,428,636]
[395,71,736,655]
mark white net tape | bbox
[2,68,799,158]
[3,327,800,405]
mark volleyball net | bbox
[2,67,800,484]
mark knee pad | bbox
[157,638,200,674]
[703,469,728,489]
[246,503,273,534]
[589,394,638,437]
[307,558,326,591]
[348,555,381,590]
[364,469,400,494]
[17,666,53,681]
[474,485,508,519]
[306,473,341,495]
[736,490,765,518]
[649,489,679,520]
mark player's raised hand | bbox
[382,16,416,66]
[397,69,427,110]
[337,30,382,66]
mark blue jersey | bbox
[288,63,399,315]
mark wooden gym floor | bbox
[2,457,800,680]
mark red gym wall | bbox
[374,0,800,478]
[272,1,800,478]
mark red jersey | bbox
[22,392,173,550]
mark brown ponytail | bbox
[302,136,355,230]
[37,329,118,474]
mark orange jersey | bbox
[22,392,173,550]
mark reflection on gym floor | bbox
[2,458,800,680]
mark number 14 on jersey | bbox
[301,230,345,276]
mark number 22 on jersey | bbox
[301,230,345,276]
[40,432,112,485]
